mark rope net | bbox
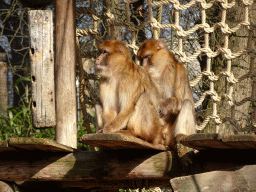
[76,0,256,134]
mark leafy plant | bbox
[0,78,97,151]
[0,78,55,140]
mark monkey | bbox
[95,40,164,145]
[138,39,197,149]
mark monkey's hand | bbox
[159,97,181,117]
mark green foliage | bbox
[0,104,56,141]
[0,103,53,140]
[0,78,55,141]
[77,120,97,150]
[0,78,97,151]
[77,123,88,149]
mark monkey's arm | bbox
[98,80,119,129]
[159,64,188,118]
[95,104,103,132]
[103,80,144,133]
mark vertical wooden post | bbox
[29,10,56,128]
[0,53,8,117]
[55,0,77,148]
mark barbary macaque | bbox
[95,40,164,145]
[138,39,197,148]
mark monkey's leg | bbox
[95,104,103,132]
[103,86,144,133]
[174,99,196,138]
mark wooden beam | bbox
[0,150,180,183]
[29,10,56,128]
[0,53,7,118]
[8,137,73,152]
[181,133,256,150]
[55,0,77,148]
[1,148,256,186]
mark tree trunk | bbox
[225,0,256,134]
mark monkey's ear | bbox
[156,40,166,49]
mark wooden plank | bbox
[171,165,256,191]
[0,148,256,185]
[221,135,256,149]
[8,137,73,152]
[0,150,178,182]
[55,0,77,148]
[0,53,8,117]
[29,10,56,128]
[181,133,256,150]
[180,133,230,150]
[0,140,15,152]
[79,133,168,150]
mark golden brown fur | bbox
[95,40,164,144]
[138,39,196,148]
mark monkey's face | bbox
[96,40,132,78]
[138,40,169,79]
[138,40,164,68]
[95,48,109,73]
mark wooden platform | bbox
[0,137,73,152]
[80,133,256,151]
[79,133,168,150]
[181,133,256,150]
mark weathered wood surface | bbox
[0,147,256,183]
[0,138,73,152]
[80,133,167,150]
[0,149,180,183]
[171,165,256,191]
[0,140,15,152]
[29,10,56,128]
[55,0,77,148]
[181,133,256,150]
[0,53,8,117]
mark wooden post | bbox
[29,10,56,128]
[55,0,77,148]
[0,53,8,117]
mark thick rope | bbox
[76,0,256,133]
